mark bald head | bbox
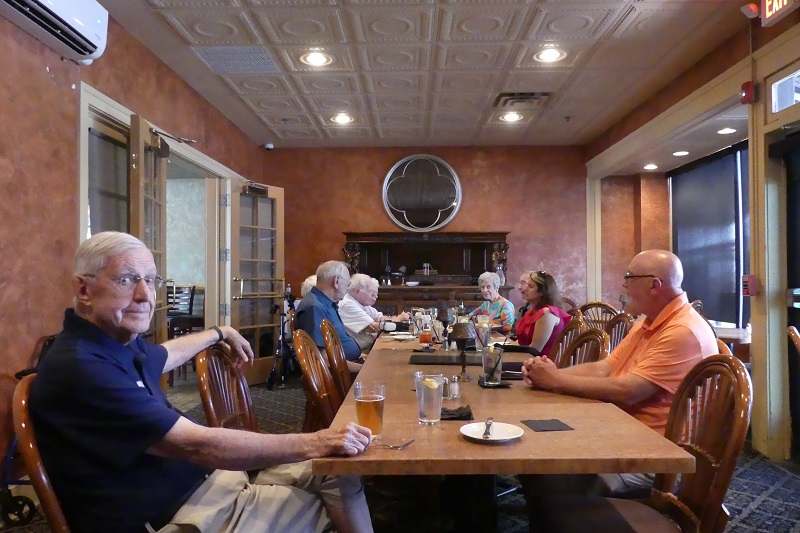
[629,250,683,291]
[624,250,684,320]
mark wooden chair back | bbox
[650,354,752,533]
[561,297,578,314]
[550,315,587,368]
[716,338,732,356]
[12,374,71,532]
[559,329,610,368]
[578,302,619,330]
[790,326,800,354]
[320,319,353,399]
[196,343,258,431]
[167,284,195,315]
[293,329,342,431]
[603,312,635,352]
[690,299,704,315]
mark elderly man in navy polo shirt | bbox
[295,260,364,373]
[30,232,374,533]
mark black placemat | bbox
[409,354,482,366]
[477,376,512,388]
[522,419,574,432]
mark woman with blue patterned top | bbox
[468,271,515,333]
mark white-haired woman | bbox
[468,271,515,333]
[300,275,317,298]
[339,274,409,351]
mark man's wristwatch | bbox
[210,326,224,343]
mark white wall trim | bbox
[585,59,751,181]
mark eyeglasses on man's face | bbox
[83,273,164,291]
[623,272,658,281]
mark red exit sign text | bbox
[762,0,800,26]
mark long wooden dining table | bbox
[311,335,695,529]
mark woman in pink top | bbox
[514,271,572,356]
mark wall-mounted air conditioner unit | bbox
[0,0,108,65]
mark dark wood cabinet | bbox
[342,232,511,314]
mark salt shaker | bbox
[449,375,461,399]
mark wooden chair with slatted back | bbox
[578,302,619,331]
[716,338,733,356]
[550,314,588,368]
[537,354,753,533]
[561,297,579,316]
[196,343,258,431]
[558,329,610,368]
[12,374,71,533]
[320,318,353,399]
[293,329,343,432]
[603,312,635,352]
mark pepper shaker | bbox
[442,377,450,400]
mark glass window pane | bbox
[772,67,800,114]
[88,130,128,234]
[257,197,274,228]
[257,299,273,325]
[258,229,276,261]
[240,196,254,226]
[240,227,256,260]
[239,300,255,326]
[259,262,276,293]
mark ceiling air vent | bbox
[493,92,551,110]
[193,46,280,75]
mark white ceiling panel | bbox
[101,0,751,169]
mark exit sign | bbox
[762,0,800,26]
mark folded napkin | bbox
[522,419,573,432]
[441,405,474,421]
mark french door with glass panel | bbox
[230,184,285,385]
[129,115,169,343]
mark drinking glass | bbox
[414,372,444,425]
[354,381,385,440]
[481,347,503,384]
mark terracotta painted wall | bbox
[601,174,670,308]
[259,146,588,310]
[601,176,637,307]
[0,18,264,449]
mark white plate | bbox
[405,281,420,287]
[388,333,416,341]
[460,422,524,444]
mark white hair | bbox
[300,275,317,297]
[478,271,501,291]
[74,231,148,276]
[348,273,378,295]
[315,260,350,283]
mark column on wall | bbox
[598,173,669,308]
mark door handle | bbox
[787,288,800,308]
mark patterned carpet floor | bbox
[3,374,800,532]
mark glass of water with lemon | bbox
[414,372,445,425]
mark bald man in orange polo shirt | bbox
[521,249,717,497]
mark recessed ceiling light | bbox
[499,112,523,122]
[533,47,567,63]
[331,113,354,124]
[300,49,333,67]
[673,151,689,156]
[643,163,658,170]
[717,127,737,135]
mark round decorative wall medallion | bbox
[382,154,462,232]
